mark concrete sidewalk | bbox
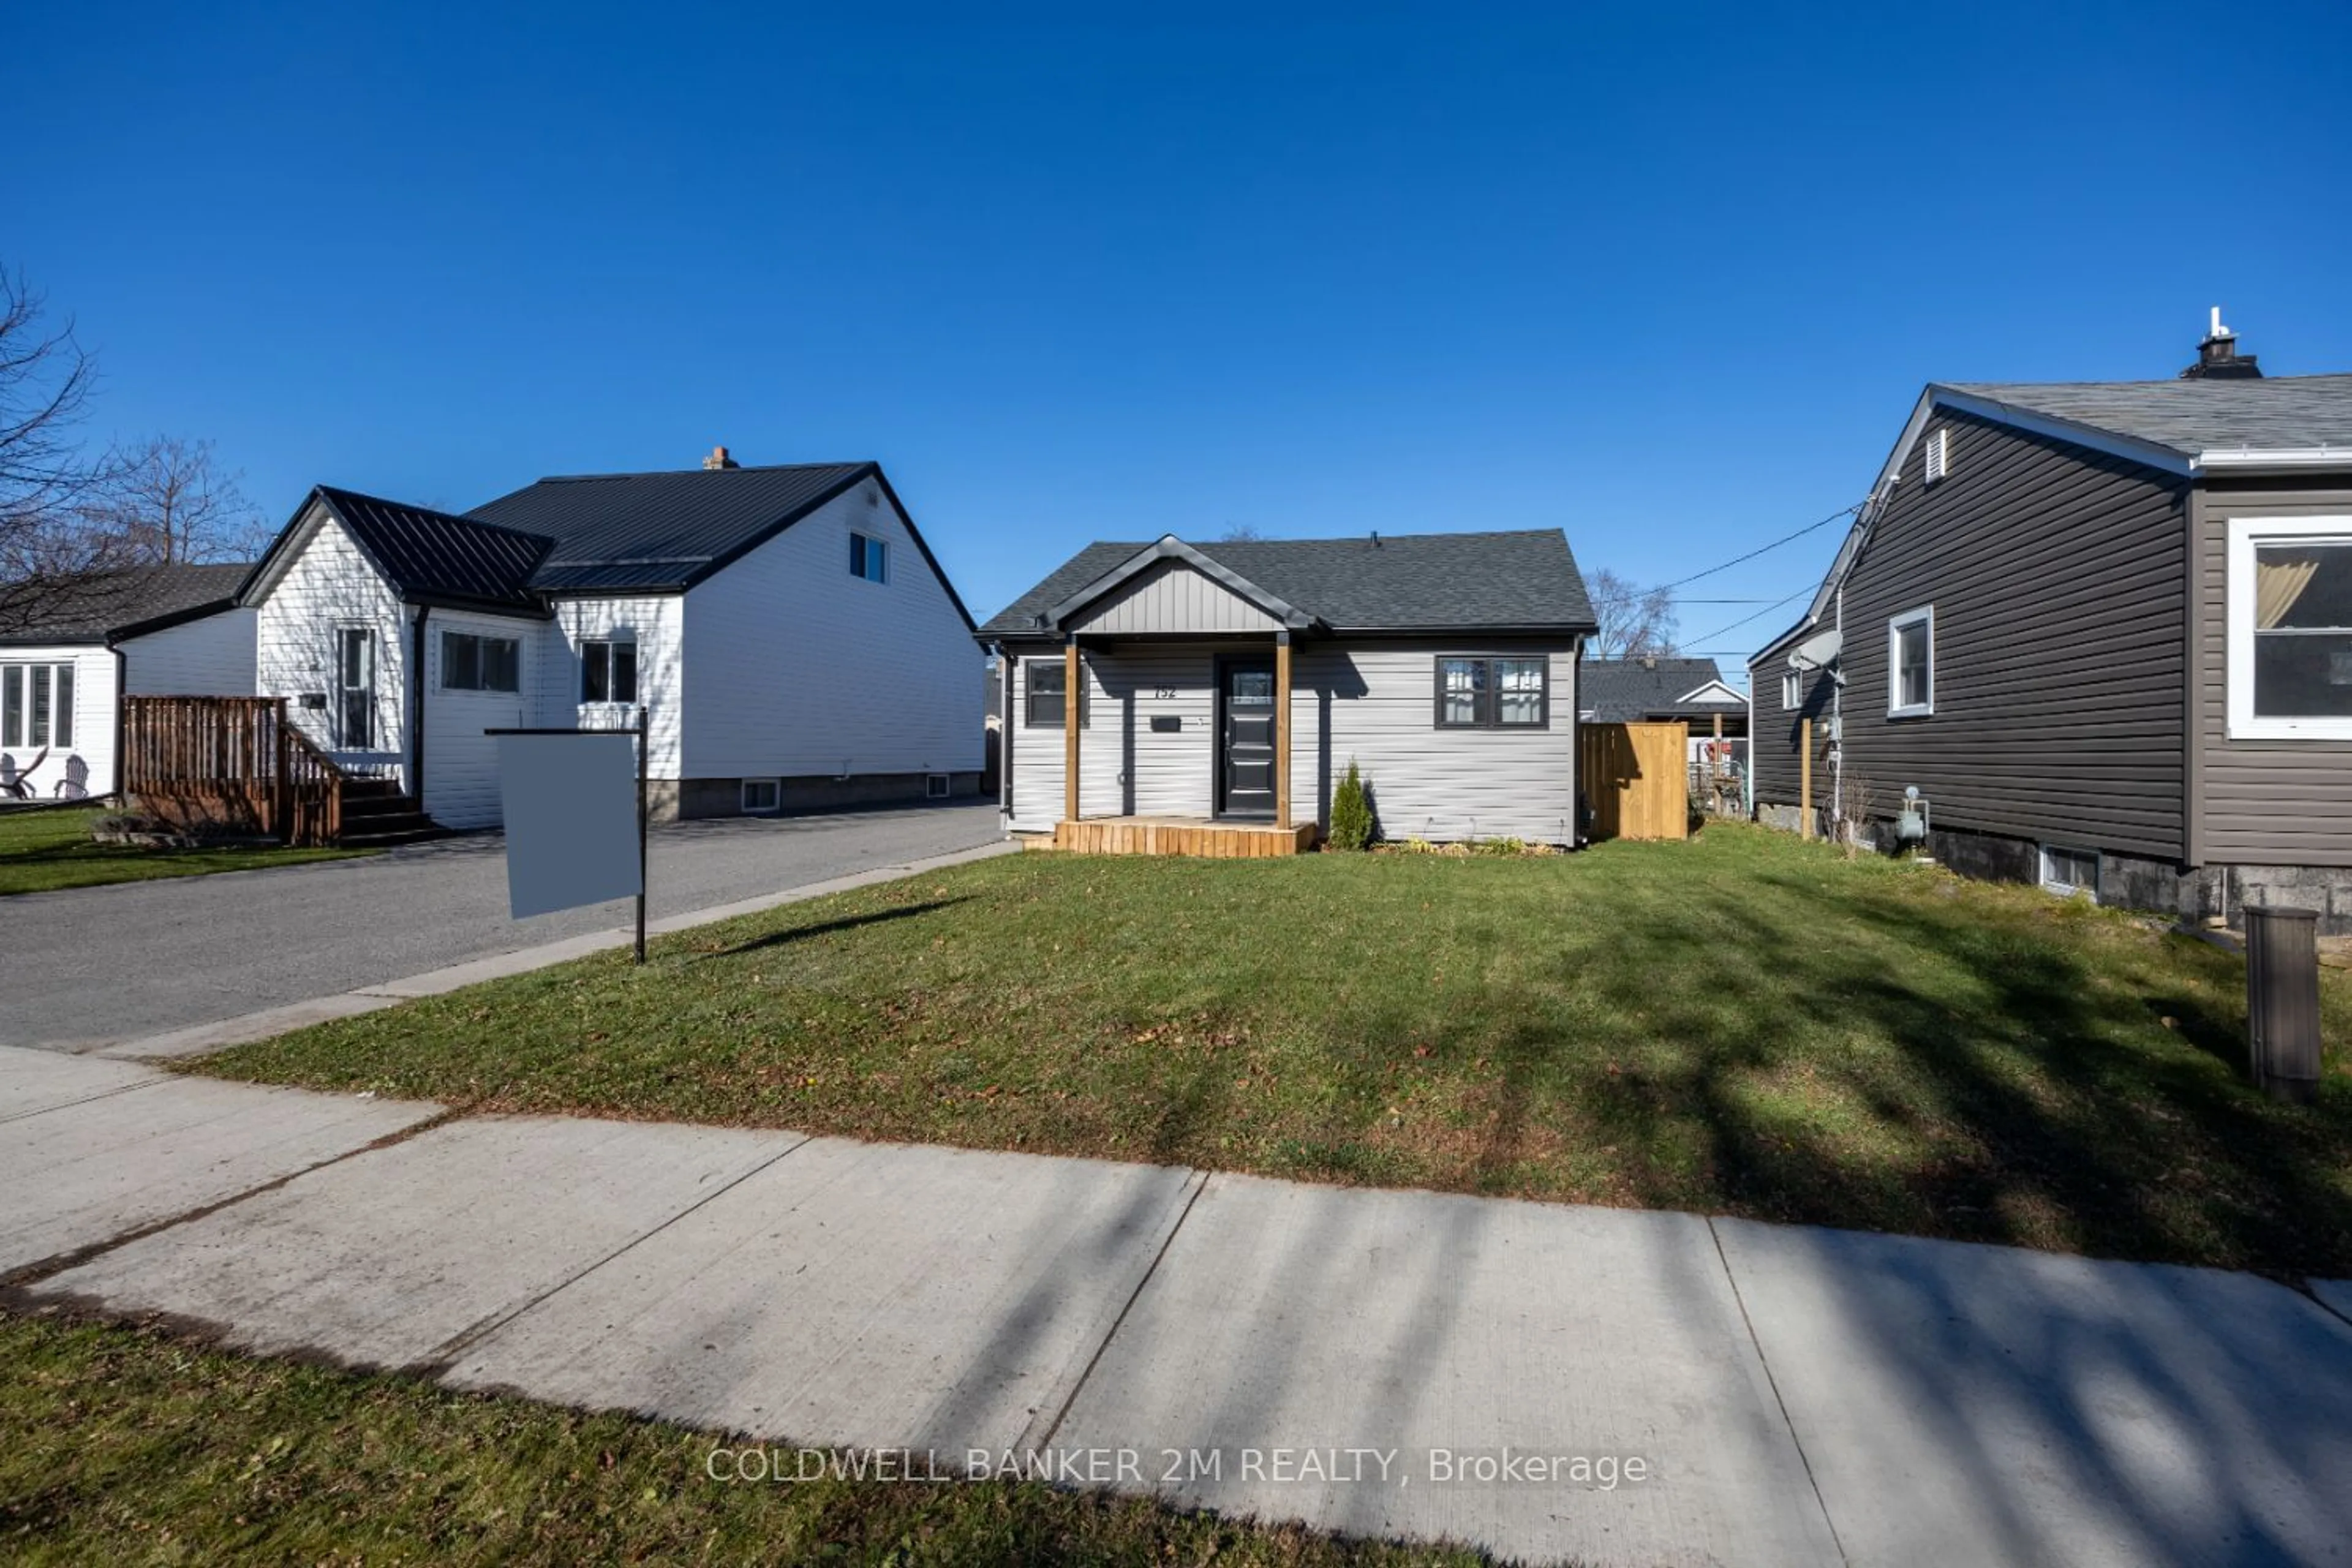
[5,1046,2350,1567]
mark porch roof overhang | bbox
[1033,535,1323,636]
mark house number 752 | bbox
[1153,687,1178,699]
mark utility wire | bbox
[1649,501,1863,594]
[1678,582,1818,651]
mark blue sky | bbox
[13,2,2350,669]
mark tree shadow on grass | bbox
[707,899,969,959]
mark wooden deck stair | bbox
[334,780,446,848]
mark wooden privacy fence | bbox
[1580,720,1690,842]
[121,696,347,846]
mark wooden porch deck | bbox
[1044,816,1318,858]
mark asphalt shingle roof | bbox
[981,529,1596,637]
[1,562,251,645]
[1942,373,2352,457]
[315,488,552,612]
[1579,657,1739,722]
[469,462,873,592]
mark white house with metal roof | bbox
[234,451,982,833]
[980,529,1597,850]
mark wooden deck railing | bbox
[121,696,349,846]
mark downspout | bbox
[410,604,430,805]
[108,640,128,806]
[996,643,1014,831]
[1830,586,1845,842]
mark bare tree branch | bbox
[79,435,270,565]
[1588,568,1680,661]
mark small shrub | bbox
[1329,761,1375,851]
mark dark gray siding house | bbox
[981,530,1598,846]
[1749,320,2352,929]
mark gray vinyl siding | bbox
[1002,636,1579,842]
[1747,641,1833,809]
[2193,477,2352,866]
[1066,560,1282,635]
[1758,410,2190,859]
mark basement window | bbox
[927,773,951,799]
[741,778,781,813]
[2040,845,2099,901]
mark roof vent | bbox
[1923,428,1950,484]
[703,445,740,470]
[2182,307,2263,380]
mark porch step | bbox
[334,791,447,848]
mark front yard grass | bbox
[0,807,371,895]
[202,823,2352,1279]
[0,1310,1481,1567]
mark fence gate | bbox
[1580,720,1690,842]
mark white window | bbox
[2040,845,2098,900]
[926,773,951,799]
[850,532,888,583]
[1,662,74,750]
[1888,606,1934,718]
[2226,516,2352,739]
[1923,427,1950,485]
[581,638,638,704]
[1781,671,1800,710]
[741,778,781,813]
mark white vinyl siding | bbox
[118,607,257,697]
[421,609,538,829]
[252,503,410,783]
[682,478,978,781]
[0,646,114,797]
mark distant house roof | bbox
[1,562,251,647]
[242,462,973,627]
[1580,658,1741,722]
[981,529,1596,638]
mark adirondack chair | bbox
[0,748,47,801]
[52,755,90,800]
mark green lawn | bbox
[0,807,371,895]
[201,823,2352,1278]
[0,1311,1480,1567]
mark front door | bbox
[337,627,375,750]
[1218,660,1276,818]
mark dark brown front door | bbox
[1219,661,1275,818]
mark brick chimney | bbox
[2182,307,2263,380]
[702,445,740,470]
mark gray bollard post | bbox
[2244,904,2321,1105]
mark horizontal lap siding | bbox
[682,481,979,782]
[2195,480,2352,865]
[1766,412,2188,859]
[119,609,257,698]
[542,595,684,779]
[254,506,409,780]
[1006,646,1220,829]
[421,610,537,829]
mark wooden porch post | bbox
[1273,631,1292,829]
[1063,640,1081,825]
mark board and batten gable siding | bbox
[119,608,257,697]
[419,609,537,829]
[253,503,410,778]
[540,595,684,779]
[1066,559,1283,635]
[1,644,118,796]
[2192,476,2352,867]
[1005,638,1579,842]
[1758,409,2190,860]
[681,477,979,781]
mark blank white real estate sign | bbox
[496,732,640,919]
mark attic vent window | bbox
[1923,428,1950,485]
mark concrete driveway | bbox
[1,801,1000,1052]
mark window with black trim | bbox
[1434,656,1548,728]
[1025,658,1087,728]
[440,630,520,693]
[581,638,638,704]
[850,532,888,583]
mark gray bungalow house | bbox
[979,529,1597,850]
[1749,317,2352,929]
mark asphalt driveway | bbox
[1,801,1000,1052]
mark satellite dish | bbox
[1788,628,1843,672]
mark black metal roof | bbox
[0,562,252,646]
[1579,657,1740,721]
[309,487,554,613]
[469,462,874,592]
[982,529,1596,638]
